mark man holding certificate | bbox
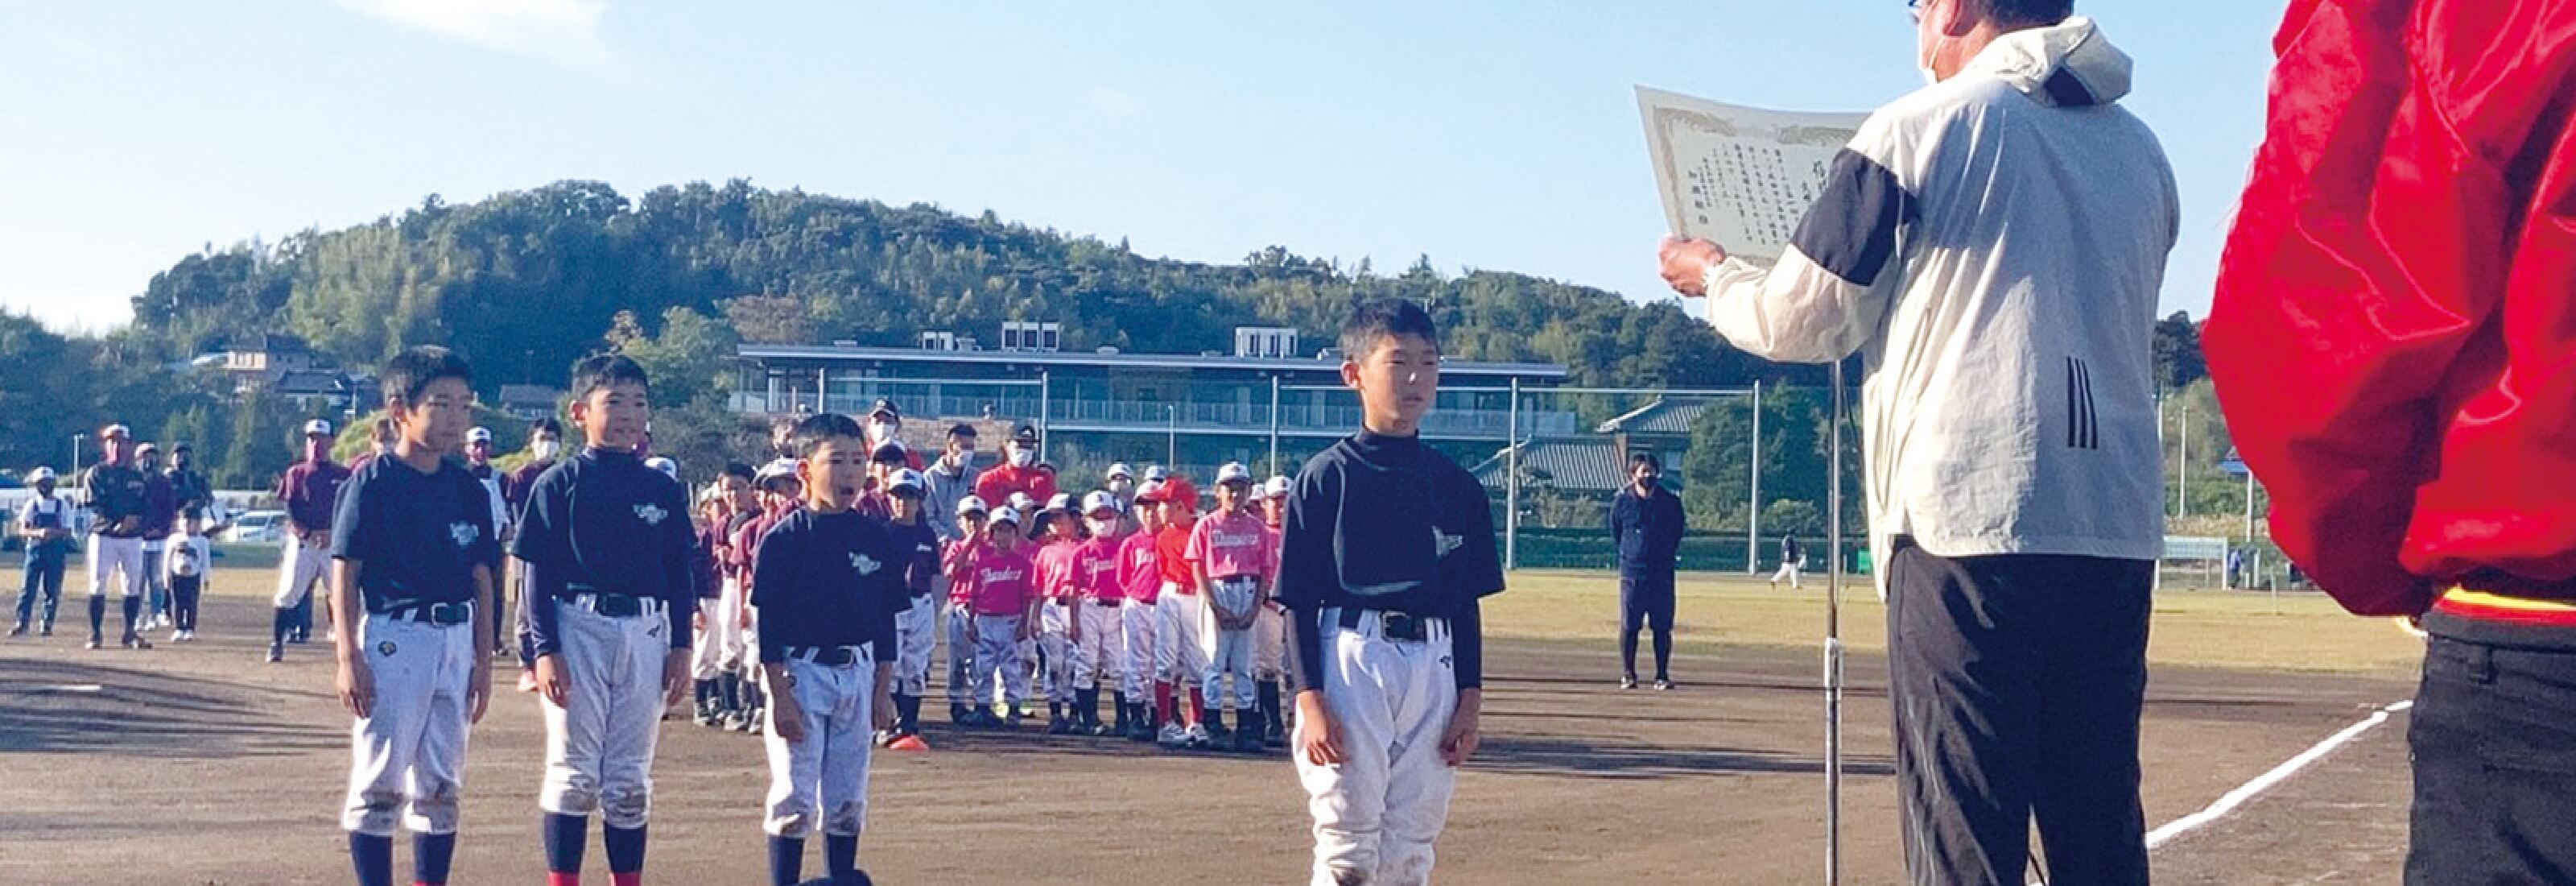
[1656,2,2176,883]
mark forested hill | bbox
[122,179,1778,394]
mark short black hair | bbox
[1339,298,1442,360]
[172,443,192,453]
[721,462,757,482]
[1630,451,1662,471]
[529,416,564,438]
[180,503,205,520]
[947,423,978,440]
[380,346,473,408]
[570,353,651,401]
[1990,0,2073,26]
[787,412,868,461]
[1027,509,1062,539]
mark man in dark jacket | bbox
[1608,452,1685,689]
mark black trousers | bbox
[1620,571,1675,633]
[1886,540,2153,886]
[2407,630,2576,884]
[170,574,203,632]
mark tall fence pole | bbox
[1823,363,1848,886]
[1748,379,1764,574]
[2177,400,2191,520]
[1038,370,1052,462]
[1268,375,1282,476]
[1505,378,1521,572]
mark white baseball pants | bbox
[942,602,977,706]
[1120,599,1158,698]
[763,652,877,838]
[274,533,331,607]
[691,575,747,681]
[1158,585,1210,686]
[894,594,936,698]
[87,534,145,600]
[342,609,478,837]
[539,601,672,829]
[1039,601,1075,704]
[1072,601,1122,692]
[1294,610,1460,886]
[970,615,1027,709]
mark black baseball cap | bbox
[1011,424,1039,444]
[870,399,900,420]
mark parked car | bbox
[225,510,288,545]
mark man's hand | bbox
[535,653,571,708]
[662,649,692,707]
[1294,689,1345,767]
[692,611,705,631]
[1439,688,1484,766]
[337,654,376,719]
[466,660,493,724]
[114,516,141,534]
[1016,618,1036,643]
[770,691,807,743]
[1657,236,1726,297]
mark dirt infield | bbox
[0,569,2417,885]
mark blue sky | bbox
[0,1,2284,334]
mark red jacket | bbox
[972,463,1058,508]
[2206,0,2576,616]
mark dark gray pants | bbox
[2406,629,2576,884]
[1887,540,2153,886]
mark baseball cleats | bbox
[1156,722,1188,747]
[1655,677,1676,691]
[85,634,103,650]
[1183,722,1214,751]
[6,621,24,637]
[266,643,284,663]
[1621,675,1639,690]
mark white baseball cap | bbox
[645,457,679,478]
[1216,462,1253,485]
[1081,491,1120,515]
[1007,492,1037,513]
[100,424,131,439]
[303,419,334,437]
[1105,462,1133,481]
[27,466,56,482]
[990,506,1023,527]
[466,427,493,444]
[887,469,926,495]
[1133,481,1167,505]
[754,458,800,488]
[1263,476,1292,499]
[1046,492,1074,513]
[956,494,989,515]
[1143,465,1169,482]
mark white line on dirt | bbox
[2145,698,2415,850]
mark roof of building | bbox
[739,343,1567,379]
[498,384,564,406]
[1469,439,1634,494]
[272,369,351,395]
[1595,396,1724,437]
[227,332,310,354]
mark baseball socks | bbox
[768,835,803,886]
[85,596,106,646]
[1153,681,1174,728]
[826,834,861,884]
[543,812,586,885]
[604,824,647,886]
[415,831,456,886]
[349,832,394,886]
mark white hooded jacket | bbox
[1699,18,2178,582]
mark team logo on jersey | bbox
[1434,528,1464,558]
[981,567,1023,583]
[919,543,936,555]
[852,553,881,575]
[448,522,479,548]
[634,503,669,527]
[378,640,398,656]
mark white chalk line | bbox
[2145,698,2414,850]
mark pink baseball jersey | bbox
[1115,531,1162,605]
[963,544,1037,616]
[1075,534,1125,602]
[1186,511,1277,582]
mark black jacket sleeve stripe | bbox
[1790,148,1918,287]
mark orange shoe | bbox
[889,735,931,752]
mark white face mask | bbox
[1087,518,1117,536]
[869,420,896,441]
[1009,448,1034,468]
[1915,0,1946,85]
[531,441,561,462]
[949,449,976,469]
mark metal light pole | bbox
[1268,375,1282,476]
[1038,371,1052,462]
[1166,404,1178,467]
[1823,362,1848,886]
[1505,378,1521,571]
[1748,380,1765,574]
[71,433,86,485]
[2176,400,2191,520]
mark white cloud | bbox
[333,0,610,67]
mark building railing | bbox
[729,391,1579,439]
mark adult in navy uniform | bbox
[1608,451,1685,690]
[81,423,154,650]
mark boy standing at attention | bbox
[514,354,700,886]
[956,507,1038,728]
[749,413,904,886]
[1188,462,1277,753]
[877,469,941,747]
[1277,300,1503,885]
[330,346,497,886]
[939,495,990,725]
[1070,491,1128,736]
[1113,485,1166,741]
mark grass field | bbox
[0,563,2425,885]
